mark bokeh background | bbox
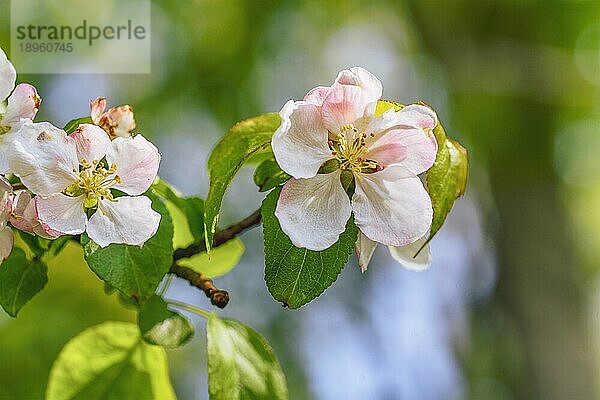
[1,0,600,399]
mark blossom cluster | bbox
[272,67,438,271]
[0,47,161,261]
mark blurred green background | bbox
[1,0,600,399]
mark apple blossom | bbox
[7,120,161,247]
[0,47,41,173]
[272,67,437,271]
[90,97,136,138]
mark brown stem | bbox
[168,209,262,308]
[173,209,262,260]
[169,264,230,308]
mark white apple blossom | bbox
[8,120,161,247]
[90,97,136,138]
[0,47,41,173]
[272,67,437,271]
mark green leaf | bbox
[178,238,244,278]
[138,295,194,348]
[153,178,205,246]
[63,116,93,134]
[254,159,291,192]
[261,187,358,309]
[420,123,468,250]
[81,192,174,304]
[207,314,288,400]
[46,321,176,400]
[0,248,48,317]
[204,113,281,253]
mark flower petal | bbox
[86,196,161,247]
[105,135,160,196]
[9,191,60,239]
[303,86,332,107]
[334,67,382,107]
[90,97,107,124]
[275,171,351,251]
[69,124,111,163]
[388,236,431,272]
[2,83,41,125]
[7,121,78,196]
[368,127,437,173]
[321,84,366,133]
[352,167,433,247]
[36,194,87,236]
[366,105,438,173]
[355,232,377,273]
[272,100,332,179]
[0,175,12,226]
[0,47,16,103]
[0,226,13,261]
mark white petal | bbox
[69,124,111,163]
[368,127,437,173]
[87,196,161,247]
[2,83,40,126]
[303,86,332,107]
[388,237,431,272]
[352,168,433,247]
[8,121,79,196]
[275,171,351,251]
[272,100,333,179]
[334,67,382,107]
[0,47,16,103]
[105,135,160,196]
[36,194,87,235]
[365,106,438,173]
[355,232,377,273]
[0,226,13,261]
[321,84,366,133]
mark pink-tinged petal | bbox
[90,97,107,124]
[355,232,377,273]
[8,191,59,239]
[334,67,382,107]
[368,127,437,173]
[366,104,438,137]
[2,83,41,125]
[0,47,16,103]
[352,167,433,247]
[9,190,34,232]
[69,124,111,163]
[105,135,160,196]
[0,226,13,261]
[7,121,78,196]
[303,86,332,107]
[321,84,365,133]
[0,175,12,225]
[275,171,351,251]
[87,196,161,247]
[272,100,333,179]
[36,194,87,236]
[388,237,431,272]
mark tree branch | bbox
[170,264,230,308]
[168,209,262,307]
[173,209,262,260]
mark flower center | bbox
[329,124,379,175]
[65,159,121,208]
